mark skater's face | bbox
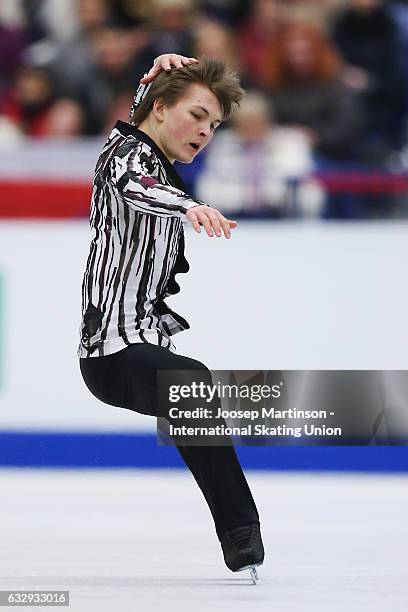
[150,83,222,164]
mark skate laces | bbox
[226,522,259,550]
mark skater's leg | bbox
[176,444,259,539]
[79,343,259,538]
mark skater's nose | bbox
[199,123,211,140]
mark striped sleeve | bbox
[112,142,205,219]
[128,82,152,122]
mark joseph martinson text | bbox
[167,407,343,439]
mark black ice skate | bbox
[220,521,264,584]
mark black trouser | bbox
[79,343,259,540]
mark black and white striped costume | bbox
[78,83,204,358]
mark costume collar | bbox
[114,120,187,192]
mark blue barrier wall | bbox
[0,432,407,472]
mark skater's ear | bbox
[151,97,167,124]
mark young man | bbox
[78,53,264,580]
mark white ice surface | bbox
[0,469,407,612]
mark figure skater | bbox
[78,53,264,582]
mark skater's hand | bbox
[139,54,199,84]
[186,205,237,239]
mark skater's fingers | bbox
[168,54,185,69]
[217,212,237,238]
[197,211,213,237]
[162,54,187,70]
[208,211,222,238]
[140,65,161,83]
[140,54,198,83]
[222,216,238,230]
[161,57,172,71]
[181,56,199,65]
[141,61,171,84]
[218,214,232,239]
[187,205,230,238]
[186,210,201,233]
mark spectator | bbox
[389,1,408,110]
[135,0,196,71]
[0,115,24,144]
[263,23,364,161]
[192,18,240,71]
[43,99,85,137]
[199,0,250,25]
[102,91,134,135]
[0,19,28,97]
[77,25,139,134]
[0,65,83,137]
[51,0,112,98]
[278,0,345,32]
[237,0,286,88]
[389,0,408,43]
[196,91,323,218]
[331,0,407,157]
[109,0,151,27]
[0,0,77,43]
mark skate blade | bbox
[234,563,260,584]
[249,566,258,584]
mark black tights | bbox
[79,343,259,539]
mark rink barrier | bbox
[0,432,407,471]
[1,170,408,218]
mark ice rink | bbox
[0,469,406,611]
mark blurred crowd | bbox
[1,0,408,218]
